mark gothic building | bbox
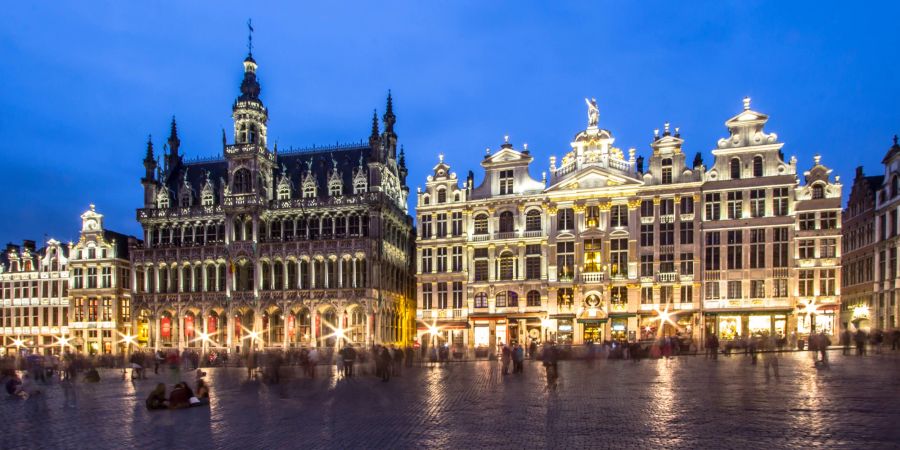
[416,98,842,354]
[131,49,415,354]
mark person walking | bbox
[501,344,512,375]
[340,344,357,377]
[307,347,319,378]
[840,327,852,356]
[379,346,392,382]
[541,342,559,386]
[855,329,867,356]
[708,334,719,360]
[763,335,780,380]
[817,331,831,366]
[514,343,525,374]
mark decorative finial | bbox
[675,127,680,137]
[504,135,509,143]
[438,153,444,163]
[523,143,528,151]
[743,96,751,111]
[664,122,670,135]
[814,154,821,165]
[89,204,95,211]
[654,129,659,138]
[485,147,491,155]
[247,18,254,56]
[894,135,898,146]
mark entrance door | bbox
[583,324,602,343]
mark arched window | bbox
[474,292,488,308]
[437,189,447,203]
[812,184,824,200]
[495,291,507,307]
[202,191,214,206]
[661,158,673,184]
[892,176,899,198]
[499,211,515,233]
[507,291,518,307]
[525,210,542,231]
[422,195,430,205]
[527,290,541,307]
[454,192,461,202]
[753,156,764,177]
[730,158,741,180]
[474,214,489,235]
[233,169,252,194]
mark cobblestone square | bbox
[3,352,900,449]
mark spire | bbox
[143,134,157,182]
[370,109,379,139]
[222,128,227,148]
[398,145,406,168]
[144,135,154,163]
[167,116,180,155]
[383,90,396,135]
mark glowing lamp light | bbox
[57,336,70,347]
[122,334,136,345]
[12,338,25,347]
[197,331,211,342]
[246,330,260,342]
[852,305,870,320]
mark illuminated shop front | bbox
[639,312,695,341]
[610,316,630,341]
[708,313,789,340]
[797,306,837,336]
[580,319,605,343]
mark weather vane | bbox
[247,18,254,55]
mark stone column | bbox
[338,258,343,288]
[154,313,161,351]
[352,258,357,288]
[226,308,234,354]
[178,310,185,351]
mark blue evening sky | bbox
[1,1,899,243]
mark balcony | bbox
[704,270,722,281]
[680,213,695,221]
[659,214,675,224]
[472,234,490,242]
[657,272,677,283]
[772,267,790,278]
[523,230,543,238]
[494,231,518,240]
[640,216,655,224]
[639,302,694,311]
[582,272,606,283]
[679,274,694,283]
[658,245,675,254]
[703,298,791,310]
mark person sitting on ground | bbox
[146,383,168,410]
[168,382,192,409]
[195,379,210,400]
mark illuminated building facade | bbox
[0,239,70,355]
[867,137,900,330]
[416,98,842,354]
[131,48,415,353]
[840,167,881,330]
[67,205,139,355]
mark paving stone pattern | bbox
[2,352,900,449]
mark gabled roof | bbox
[545,165,642,192]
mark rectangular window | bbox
[452,246,464,272]
[583,239,602,272]
[660,199,675,216]
[680,285,693,303]
[679,221,694,245]
[820,269,835,296]
[437,282,448,309]
[750,280,765,298]
[422,284,433,310]
[799,213,816,230]
[87,267,98,289]
[772,227,789,268]
[499,169,514,195]
[680,253,694,275]
[436,247,448,272]
[585,206,600,228]
[773,187,789,216]
[659,222,674,246]
[640,200,654,218]
[610,238,628,277]
[421,214,432,238]
[640,254,654,276]
[452,212,463,236]
[727,230,743,270]
[557,208,574,231]
[610,205,628,227]
[452,282,463,309]
[799,239,815,259]
[750,189,766,217]
[73,268,83,289]
[705,193,721,221]
[641,286,654,304]
[659,253,675,273]
[101,297,112,321]
[799,270,815,296]
[421,249,433,273]
[727,191,743,219]
[88,297,98,321]
[526,255,542,280]
[556,241,575,281]
[750,229,766,268]
[120,297,130,322]
[474,260,489,282]
[820,211,838,230]
[705,282,720,300]
[436,213,447,238]
[660,286,673,304]
[640,224,654,247]
[705,232,721,270]
[727,281,742,299]
[680,196,694,215]
[101,267,112,288]
[772,279,788,297]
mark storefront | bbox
[609,315,633,341]
[579,319,605,343]
[708,312,789,340]
[797,306,837,337]
[556,318,574,344]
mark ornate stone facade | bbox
[416,98,842,355]
[131,49,415,353]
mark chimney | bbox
[856,166,864,178]
[23,240,36,252]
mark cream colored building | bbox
[415,98,842,355]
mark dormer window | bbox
[278,186,291,200]
[437,189,447,203]
[812,184,824,200]
[730,158,741,180]
[454,192,461,202]
[892,176,899,198]
[303,185,316,198]
[499,169,514,195]
[423,195,430,205]
[354,179,367,194]
[330,183,342,197]
[202,192,214,206]
[157,194,169,209]
[180,191,192,207]
[753,156,764,177]
[661,158,673,184]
